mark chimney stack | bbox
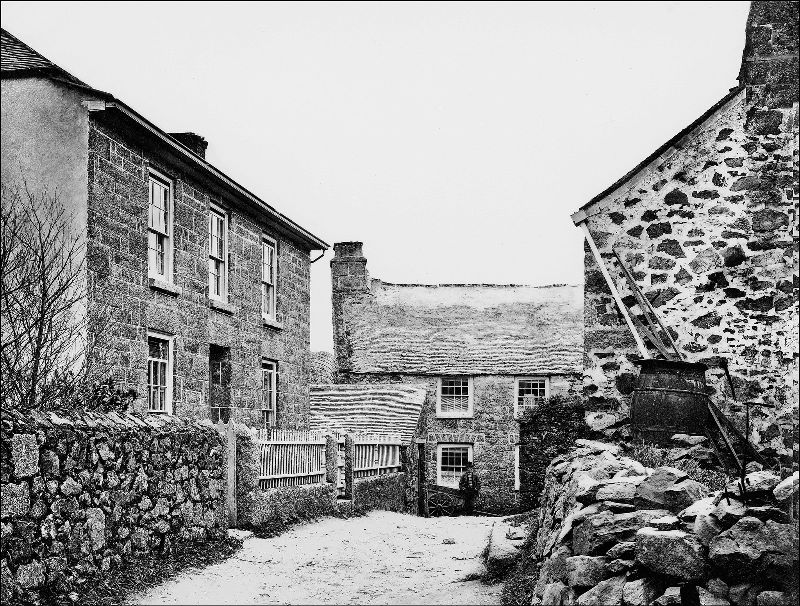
[738,1,799,109]
[331,242,370,292]
[170,132,208,159]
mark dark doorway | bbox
[209,345,232,423]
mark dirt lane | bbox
[128,511,502,605]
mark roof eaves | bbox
[571,86,745,225]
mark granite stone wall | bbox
[351,473,409,514]
[332,372,581,514]
[86,117,312,428]
[580,2,798,466]
[0,409,226,604]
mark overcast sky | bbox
[1,1,751,352]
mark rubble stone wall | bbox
[527,440,798,606]
[87,117,312,428]
[580,0,798,466]
[0,409,226,604]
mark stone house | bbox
[570,2,798,465]
[1,29,328,427]
[330,242,583,512]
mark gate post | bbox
[344,433,355,499]
[225,421,237,527]
[325,434,338,485]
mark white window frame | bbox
[261,235,277,321]
[514,376,550,418]
[208,204,228,301]
[147,169,174,282]
[514,445,521,491]
[436,376,474,418]
[436,443,473,488]
[147,331,174,415]
[261,359,278,428]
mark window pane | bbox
[518,378,547,407]
[440,378,469,413]
[439,446,470,486]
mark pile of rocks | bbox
[1,408,227,604]
[529,439,798,605]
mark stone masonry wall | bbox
[0,409,226,604]
[582,50,798,465]
[86,117,312,428]
[335,372,581,514]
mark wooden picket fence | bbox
[257,429,327,489]
[353,433,402,479]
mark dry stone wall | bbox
[0,409,226,604]
[527,440,798,606]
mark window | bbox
[515,377,549,417]
[437,444,473,488]
[148,172,172,281]
[261,237,277,320]
[209,345,231,423]
[437,377,473,417]
[208,207,227,300]
[261,360,277,428]
[147,333,173,413]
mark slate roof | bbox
[0,28,328,251]
[1,28,86,84]
[344,281,583,376]
[309,384,426,443]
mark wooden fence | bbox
[353,433,402,479]
[257,429,327,489]
[253,428,403,494]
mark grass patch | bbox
[628,441,729,490]
[27,535,243,606]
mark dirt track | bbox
[128,511,502,605]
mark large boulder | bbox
[665,479,710,512]
[709,517,798,588]
[576,575,626,606]
[698,586,731,606]
[565,555,610,588]
[541,581,573,605]
[679,497,717,522]
[573,509,670,555]
[635,527,708,581]
[485,518,524,575]
[772,473,798,502]
[726,472,781,497]
[713,498,747,528]
[623,578,660,606]
[654,587,683,606]
[635,467,688,510]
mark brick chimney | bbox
[170,132,208,159]
[330,242,371,292]
[738,1,799,109]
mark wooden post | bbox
[579,221,649,359]
[344,433,355,499]
[225,421,237,527]
[325,434,338,485]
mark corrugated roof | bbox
[342,281,583,376]
[309,384,427,443]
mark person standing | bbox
[459,461,480,515]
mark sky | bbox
[1,1,751,352]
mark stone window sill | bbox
[210,298,237,315]
[263,317,284,330]
[149,277,181,297]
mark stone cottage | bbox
[1,29,328,427]
[329,242,583,512]
[570,1,798,465]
